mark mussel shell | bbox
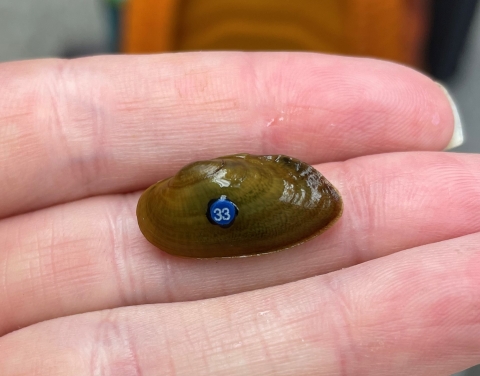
[136,154,342,258]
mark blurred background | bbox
[0,0,478,374]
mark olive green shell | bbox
[136,154,342,258]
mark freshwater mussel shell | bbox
[136,154,343,258]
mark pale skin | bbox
[0,52,479,375]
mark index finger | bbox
[0,52,456,218]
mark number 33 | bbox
[213,208,231,221]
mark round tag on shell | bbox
[206,195,239,228]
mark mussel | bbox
[136,154,342,258]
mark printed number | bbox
[213,207,231,222]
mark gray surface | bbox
[0,1,478,375]
[447,0,480,154]
[0,0,108,61]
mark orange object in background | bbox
[122,0,180,52]
[122,0,430,68]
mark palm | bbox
[0,52,478,376]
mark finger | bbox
[0,52,455,218]
[2,151,480,337]
[1,232,479,376]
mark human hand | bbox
[0,52,478,375]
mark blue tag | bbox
[207,195,238,228]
